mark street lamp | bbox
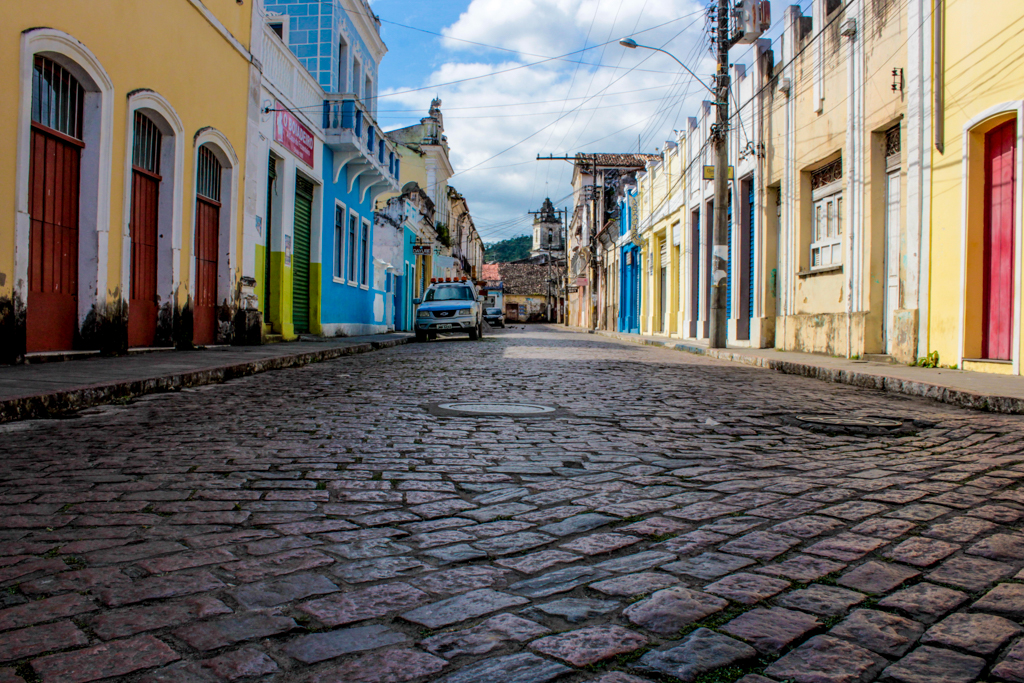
[619,25,731,349]
[618,38,715,94]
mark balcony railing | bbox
[323,94,401,185]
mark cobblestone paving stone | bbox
[2,325,1024,681]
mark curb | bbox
[0,336,412,424]
[581,328,1024,415]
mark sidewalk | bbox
[570,326,1024,414]
[0,333,413,423]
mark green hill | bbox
[484,234,531,262]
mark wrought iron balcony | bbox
[323,94,400,202]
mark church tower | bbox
[531,198,564,259]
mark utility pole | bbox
[708,0,731,349]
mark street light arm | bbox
[618,38,715,95]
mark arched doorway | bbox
[26,56,84,352]
[128,111,163,347]
[193,145,222,345]
[982,120,1016,360]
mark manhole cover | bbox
[425,402,568,418]
[794,415,903,428]
[438,402,557,415]
[778,413,929,436]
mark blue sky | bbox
[369,0,797,242]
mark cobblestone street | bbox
[3,325,1024,683]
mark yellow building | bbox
[0,0,256,362]
[636,141,686,337]
[926,1,1024,375]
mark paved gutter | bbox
[569,326,1024,414]
[0,334,413,423]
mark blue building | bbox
[265,0,399,335]
[618,190,642,334]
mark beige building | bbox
[764,0,924,362]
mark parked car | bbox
[414,279,483,342]
[483,307,505,328]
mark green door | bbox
[292,176,313,334]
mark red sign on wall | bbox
[274,103,315,168]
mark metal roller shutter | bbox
[292,176,314,334]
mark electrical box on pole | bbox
[732,0,770,44]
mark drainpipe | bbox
[845,4,859,359]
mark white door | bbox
[884,170,901,353]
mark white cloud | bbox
[379,0,722,241]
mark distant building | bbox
[482,262,552,323]
[531,198,565,260]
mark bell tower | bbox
[531,198,564,259]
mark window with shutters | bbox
[360,219,370,286]
[809,158,843,270]
[333,203,345,281]
[347,211,358,283]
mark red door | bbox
[128,169,160,347]
[194,197,220,345]
[982,120,1016,360]
[128,112,163,348]
[27,124,82,353]
[193,146,222,346]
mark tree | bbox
[484,234,531,262]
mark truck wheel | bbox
[415,330,427,343]
[468,324,479,341]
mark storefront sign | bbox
[413,245,431,255]
[274,103,315,168]
[702,165,734,180]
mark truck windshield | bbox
[425,286,473,302]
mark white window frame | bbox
[267,18,289,45]
[360,218,371,288]
[333,200,346,283]
[810,180,843,270]
[347,208,359,287]
[338,34,349,92]
[352,55,362,98]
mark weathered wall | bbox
[0,0,252,361]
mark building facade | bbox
[765,0,920,362]
[251,16,326,342]
[568,154,657,330]
[1,0,257,362]
[266,0,400,337]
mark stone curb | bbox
[0,336,412,424]
[576,327,1024,415]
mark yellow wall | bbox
[928,1,1024,372]
[1,0,252,350]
